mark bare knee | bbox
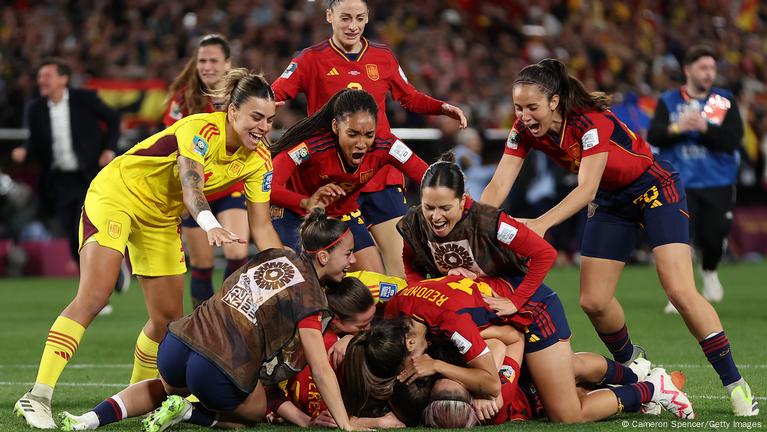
[548,410,583,424]
[579,294,610,318]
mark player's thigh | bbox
[218,208,249,260]
[270,207,302,253]
[182,224,214,267]
[525,340,582,423]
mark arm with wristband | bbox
[177,155,243,246]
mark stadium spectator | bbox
[647,45,743,311]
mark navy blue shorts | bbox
[357,186,409,226]
[180,192,247,228]
[157,332,249,412]
[271,207,375,253]
[581,159,690,262]
[504,277,572,353]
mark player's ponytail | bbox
[211,68,274,108]
[514,58,610,114]
[271,89,378,155]
[300,208,350,255]
[423,387,479,428]
[420,151,466,198]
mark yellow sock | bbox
[35,315,85,388]
[129,330,160,384]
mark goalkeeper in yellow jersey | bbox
[14,69,282,429]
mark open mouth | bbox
[526,122,542,135]
[350,151,365,164]
[431,220,449,235]
[247,132,262,148]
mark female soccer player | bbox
[15,69,282,430]
[59,209,363,431]
[270,89,427,273]
[272,0,467,278]
[480,58,756,416]
[163,34,249,308]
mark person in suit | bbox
[11,57,121,266]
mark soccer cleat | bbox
[59,412,96,431]
[14,392,57,429]
[701,269,724,303]
[663,301,679,314]
[646,368,694,419]
[628,357,652,380]
[641,401,662,416]
[729,381,759,416]
[141,395,191,432]
[622,344,648,366]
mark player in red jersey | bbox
[480,59,755,416]
[270,89,427,273]
[272,0,467,278]
[162,34,251,308]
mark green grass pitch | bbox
[1,263,765,431]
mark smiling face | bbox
[420,186,466,238]
[326,0,369,52]
[197,44,230,90]
[332,304,376,335]
[512,83,560,137]
[319,233,356,283]
[332,111,376,167]
[228,96,276,151]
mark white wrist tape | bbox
[196,210,222,232]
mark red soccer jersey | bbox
[384,275,504,363]
[271,131,427,217]
[272,37,445,191]
[491,357,535,423]
[285,329,339,418]
[504,109,654,190]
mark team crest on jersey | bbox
[281,62,298,79]
[288,143,310,165]
[223,256,305,325]
[360,169,374,183]
[227,161,244,177]
[107,220,122,239]
[192,135,209,157]
[428,240,481,274]
[506,128,519,150]
[262,171,273,192]
[365,64,380,81]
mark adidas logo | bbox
[327,67,340,76]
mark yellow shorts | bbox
[79,189,186,277]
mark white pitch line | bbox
[658,364,767,369]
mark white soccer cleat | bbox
[641,401,662,416]
[647,368,694,419]
[663,301,679,315]
[628,357,652,380]
[14,392,57,429]
[59,412,97,431]
[701,269,724,303]
[729,380,759,416]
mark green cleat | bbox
[141,395,191,432]
[58,411,95,431]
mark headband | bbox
[304,228,351,254]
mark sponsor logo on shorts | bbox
[262,171,273,192]
[107,221,122,239]
[281,62,298,79]
[365,64,380,81]
[379,282,398,301]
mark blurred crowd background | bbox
[1,0,766,271]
